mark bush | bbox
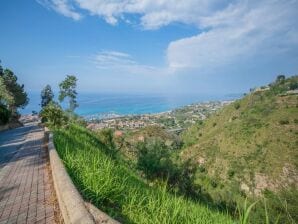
[137,138,172,180]
[136,138,198,197]
[234,102,241,110]
[289,81,298,90]
[227,169,235,179]
[0,104,11,125]
[96,128,117,156]
[40,102,68,128]
[279,119,289,125]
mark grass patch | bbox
[53,124,234,224]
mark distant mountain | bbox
[181,75,298,223]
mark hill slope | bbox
[181,76,298,222]
[53,124,233,224]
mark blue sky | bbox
[0,0,298,95]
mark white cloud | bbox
[38,0,225,28]
[38,0,298,75]
[92,51,164,75]
[37,0,82,20]
[167,0,298,72]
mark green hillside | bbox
[53,124,233,224]
[181,75,298,223]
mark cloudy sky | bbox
[0,0,297,94]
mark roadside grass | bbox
[53,124,234,224]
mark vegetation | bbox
[180,75,298,223]
[47,74,297,223]
[0,61,28,125]
[40,75,79,128]
[40,84,54,108]
[40,102,68,128]
[59,75,78,112]
[53,124,233,224]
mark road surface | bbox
[0,123,60,224]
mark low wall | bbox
[45,129,120,224]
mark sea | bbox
[21,92,242,119]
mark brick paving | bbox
[0,123,60,224]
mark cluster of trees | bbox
[136,137,198,197]
[40,75,79,128]
[0,61,28,125]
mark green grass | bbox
[53,124,234,224]
[180,76,298,223]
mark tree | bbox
[276,74,285,83]
[0,76,14,106]
[40,101,68,128]
[0,69,28,114]
[41,84,54,108]
[58,75,78,112]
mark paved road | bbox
[0,123,59,224]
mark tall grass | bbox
[53,124,234,224]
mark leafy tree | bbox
[59,75,78,112]
[136,137,198,197]
[0,69,28,113]
[40,84,54,108]
[40,101,68,128]
[0,76,14,106]
[276,74,285,83]
[0,104,11,124]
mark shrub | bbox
[289,81,298,90]
[279,119,289,125]
[234,102,241,110]
[136,138,198,197]
[0,104,11,124]
[40,101,68,128]
[137,138,172,180]
[227,169,235,179]
[96,128,117,156]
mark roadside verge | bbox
[45,129,120,224]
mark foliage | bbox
[234,101,241,110]
[95,128,117,156]
[237,199,258,224]
[136,138,172,180]
[40,101,68,128]
[279,119,289,125]
[136,138,199,197]
[0,69,28,110]
[181,75,298,223]
[275,75,285,84]
[53,124,233,224]
[0,104,11,125]
[59,75,78,112]
[0,76,14,106]
[0,62,28,123]
[40,84,54,108]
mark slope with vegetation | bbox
[53,124,234,224]
[41,74,297,223]
[181,75,298,223]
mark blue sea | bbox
[21,92,241,119]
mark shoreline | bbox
[84,99,235,122]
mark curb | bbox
[45,129,120,224]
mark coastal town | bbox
[86,100,234,131]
